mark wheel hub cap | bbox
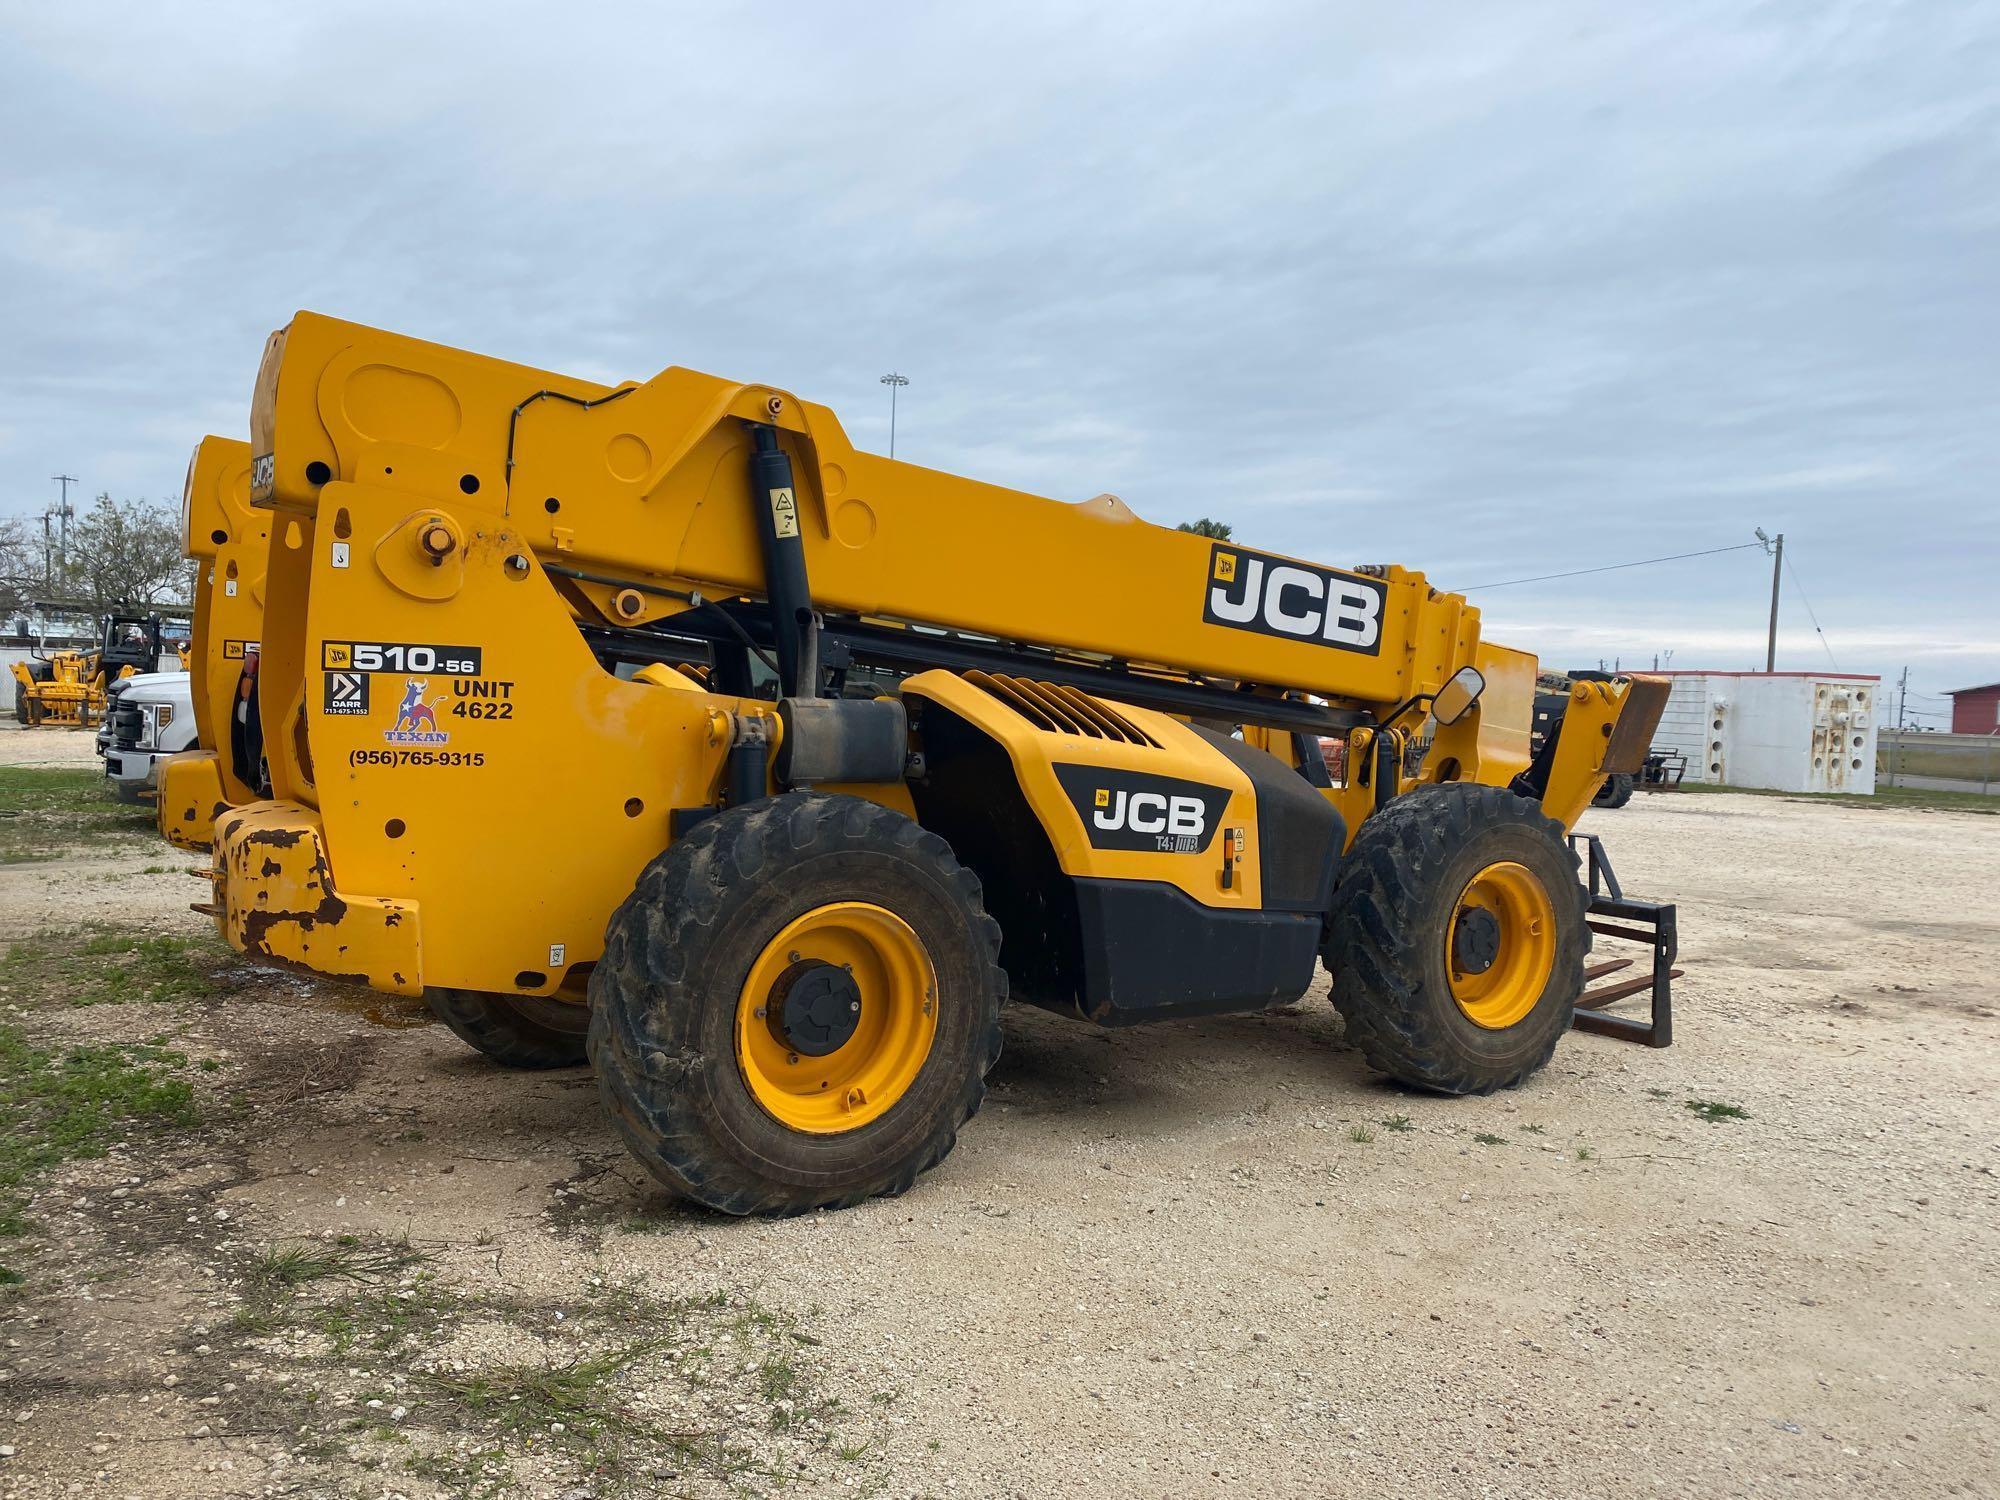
[735,902,939,1135]
[1451,906,1502,975]
[1446,861,1558,1030]
[767,961,862,1056]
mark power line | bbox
[1780,549,1839,670]
[1461,541,1764,592]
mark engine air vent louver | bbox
[964,671,1158,747]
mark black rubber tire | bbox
[426,988,590,1069]
[12,696,26,726]
[1593,772,1635,809]
[1323,783,1588,1095]
[587,793,1005,1217]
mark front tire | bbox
[588,794,1005,1216]
[426,989,590,1069]
[1323,783,1587,1095]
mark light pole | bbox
[879,372,909,458]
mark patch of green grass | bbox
[0,1024,195,1238]
[1347,1124,1374,1143]
[235,1237,433,1339]
[246,1237,429,1297]
[1685,1098,1750,1124]
[0,767,157,864]
[835,1440,869,1461]
[3,925,239,1010]
[1518,1122,1546,1135]
[1379,1114,1414,1133]
[1575,1146,1595,1161]
[1472,1132,1508,1146]
[221,1248,849,1492]
[757,1353,802,1405]
[1679,780,1996,816]
[434,1343,660,1443]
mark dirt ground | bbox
[1,722,1995,1498]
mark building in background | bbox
[1650,671,1880,794]
[1946,682,2000,735]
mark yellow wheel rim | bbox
[1446,861,1557,1030]
[735,901,938,1134]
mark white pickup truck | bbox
[97,671,197,803]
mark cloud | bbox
[0,0,1994,703]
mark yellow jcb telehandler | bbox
[154,436,269,849]
[204,311,1674,1215]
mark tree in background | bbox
[59,493,189,612]
[0,517,36,618]
[1177,518,1232,540]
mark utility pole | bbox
[879,372,909,458]
[1893,665,1909,788]
[1756,528,1783,671]
[48,474,77,584]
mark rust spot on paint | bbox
[235,828,350,957]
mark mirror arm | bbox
[1380,692,1435,731]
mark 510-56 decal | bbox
[323,640,483,676]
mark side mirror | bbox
[1432,665,1486,727]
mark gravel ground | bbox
[0,724,101,770]
[0,760,1994,1498]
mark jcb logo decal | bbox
[1096,789,1208,839]
[1202,543,1386,655]
[1053,765,1229,854]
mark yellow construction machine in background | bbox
[198,310,1674,1215]
[12,613,171,728]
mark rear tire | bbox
[426,989,590,1069]
[1594,772,1635,809]
[1323,783,1587,1095]
[588,794,1005,1216]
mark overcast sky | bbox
[2,2,1994,719]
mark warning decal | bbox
[770,487,800,540]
